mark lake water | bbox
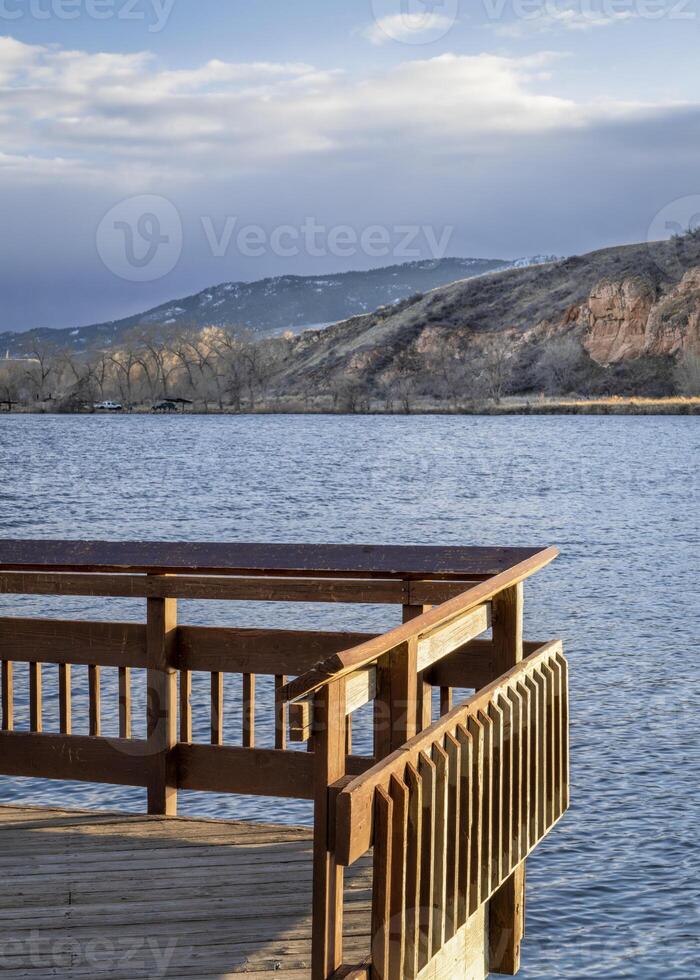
[0,413,698,979]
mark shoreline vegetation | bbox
[3,395,699,417]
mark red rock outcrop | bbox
[581,269,700,363]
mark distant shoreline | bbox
[3,397,699,417]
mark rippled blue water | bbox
[0,413,698,978]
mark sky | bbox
[2,0,700,332]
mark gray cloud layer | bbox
[0,36,696,331]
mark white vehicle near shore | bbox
[93,401,122,412]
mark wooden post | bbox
[147,596,178,816]
[374,637,419,760]
[373,598,427,762]
[404,602,433,732]
[312,677,346,980]
[489,583,525,975]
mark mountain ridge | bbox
[0,256,556,357]
[265,235,700,400]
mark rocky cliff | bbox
[267,235,700,398]
[577,269,700,364]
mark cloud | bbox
[2,34,700,334]
[362,12,456,44]
[0,36,661,188]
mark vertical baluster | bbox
[431,742,448,957]
[388,774,408,980]
[534,669,548,834]
[487,701,503,890]
[557,651,570,810]
[242,673,255,748]
[507,687,524,867]
[89,665,101,736]
[550,656,563,819]
[516,681,531,860]
[498,693,514,877]
[466,715,484,915]
[275,674,287,751]
[404,762,422,980]
[372,787,393,980]
[119,666,132,740]
[543,662,556,828]
[443,731,461,940]
[345,714,352,756]
[417,751,436,971]
[1,661,13,731]
[455,723,473,927]
[179,669,191,743]
[524,674,539,847]
[58,664,71,735]
[211,672,224,745]
[417,680,433,732]
[29,662,42,732]
[478,710,493,900]
[439,688,452,717]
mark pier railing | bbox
[333,640,569,979]
[0,540,568,980]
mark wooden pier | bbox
[0,541,569,979]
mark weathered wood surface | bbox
[335,640,568,867]
[0,540,552,580]
[0,805,373,979]
[282,549,558,704]
[0,573,478,606]
[338,642,568,979]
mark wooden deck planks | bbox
[0,806,372,979]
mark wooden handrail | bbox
[0,617,378,674]
[0,538,563,980]
[281,548,559,703]
[335,639,567,867]
[333,641,570,978]
[0,571,479,605]
[0,539,551,578]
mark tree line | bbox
[1,323,698,413]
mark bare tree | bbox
[24,345,57,402]
[0,361,22,410]
[109,348,142,408]
[86,353,112,402]
[212,329,250,411]
[534,335,586,394]
[134,327,181,401]
[478,333,514,404]
[392,348,421,413]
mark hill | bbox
[4,237,699,411]
[267,235,700,403]
[0,256,554,357]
